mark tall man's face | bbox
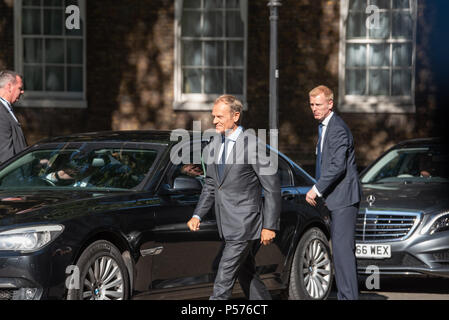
[212,102,240,135]
[310,93,333,122]
[10,76,24,104]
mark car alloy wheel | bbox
[67,240,129,300]
[302,239,332,299]
[289,227,333,300]
[82,256,125,300]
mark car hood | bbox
[0,189,114,227]
[361,182,449,213]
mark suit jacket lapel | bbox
[322,114,336,158]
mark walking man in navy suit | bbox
[305,85,361,300]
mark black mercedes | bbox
[0,131,332,300]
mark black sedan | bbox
[0,131,332,300]
[356,138,449,280]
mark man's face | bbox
[310,93,333,122]
[212,102,240,135]
[10,76,24,104]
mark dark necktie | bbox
[315,123,323,180]
[218,135,228,180]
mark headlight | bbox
[421,212,449,235]
[0,225,64,252]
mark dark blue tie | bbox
[316,123,323,180]
[218,135,227,180]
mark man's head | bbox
[0,70,24,104]
[212,95,242,135]
[309,85,334,122]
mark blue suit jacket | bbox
[315,113,362,211]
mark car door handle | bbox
[282,191,295,200]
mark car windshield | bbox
[0,144,159,191]
[361,145,449,184]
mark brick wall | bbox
[0,0,444,171]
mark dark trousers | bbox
[210,239,271,300]
[330,204,359,300]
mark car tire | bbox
[288,227,333,300]
[67,240,130,300]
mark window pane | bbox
[392,0,410,9]
[346,44,367,67]
[392,70,411,95]
[346,69,366,95]
[67,39,83,64]
[392,43,412,66]
[23,66,43,91]
[23,38,43,63]
[183,0,201,9]
[369,69,389,95]
[182,41,202,66]
[369,13,389,39]
[226,12,244,37]
[227,41,244,67]
[65,0,80,6]
[349,0,366,11]
[183,69,202,93]
[203,11,223,37]
[226,70,243,95]
[44,9,63,35]
[369,0,390,9]
[45,66,64,91]
[67,67,83,92]
[392,12,413,38]
[369,44,389,66]
[226,0,240,8]
[205,41,224,66]
[205,0,223,9]
[44,0,63,6]
[22,8,41,35]
[347,13,366,38]
[182,11,201,37]
[204,69,223,94]
[45,39,64,63]
[23,0,41,6]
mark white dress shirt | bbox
[313,112,334,197]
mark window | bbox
[174,0,247,110]
[339,0,417,113]
[14,0,86,108]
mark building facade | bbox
[0,0,447,170]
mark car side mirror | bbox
[172,175,203,192]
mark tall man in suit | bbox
[305,85,361,300]
[0,70,27,164]
[187,95,281,300]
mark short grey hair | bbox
[214,95,243,125]
[0,70,22,89]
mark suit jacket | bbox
[0,103,27,164]
[193,130,281,241]
[315,113,362,211]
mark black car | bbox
[0,131,332,300]
[356,138,449,280]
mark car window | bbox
[277,157,293,187]
[361,146,449,183]
[0,146,159,190]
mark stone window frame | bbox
[14,0,87,108]
[338,0,417,113]
[173,0,248,111]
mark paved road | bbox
[339,276,449,300]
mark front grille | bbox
[356,209,421,242]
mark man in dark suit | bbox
[0,70,27,164]
[187,95,281,300]
[305,85,361,300]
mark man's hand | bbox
[187,217,201,231]
[260,228,276,246]
[306,188,318,207]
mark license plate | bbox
[356,244,391,259]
